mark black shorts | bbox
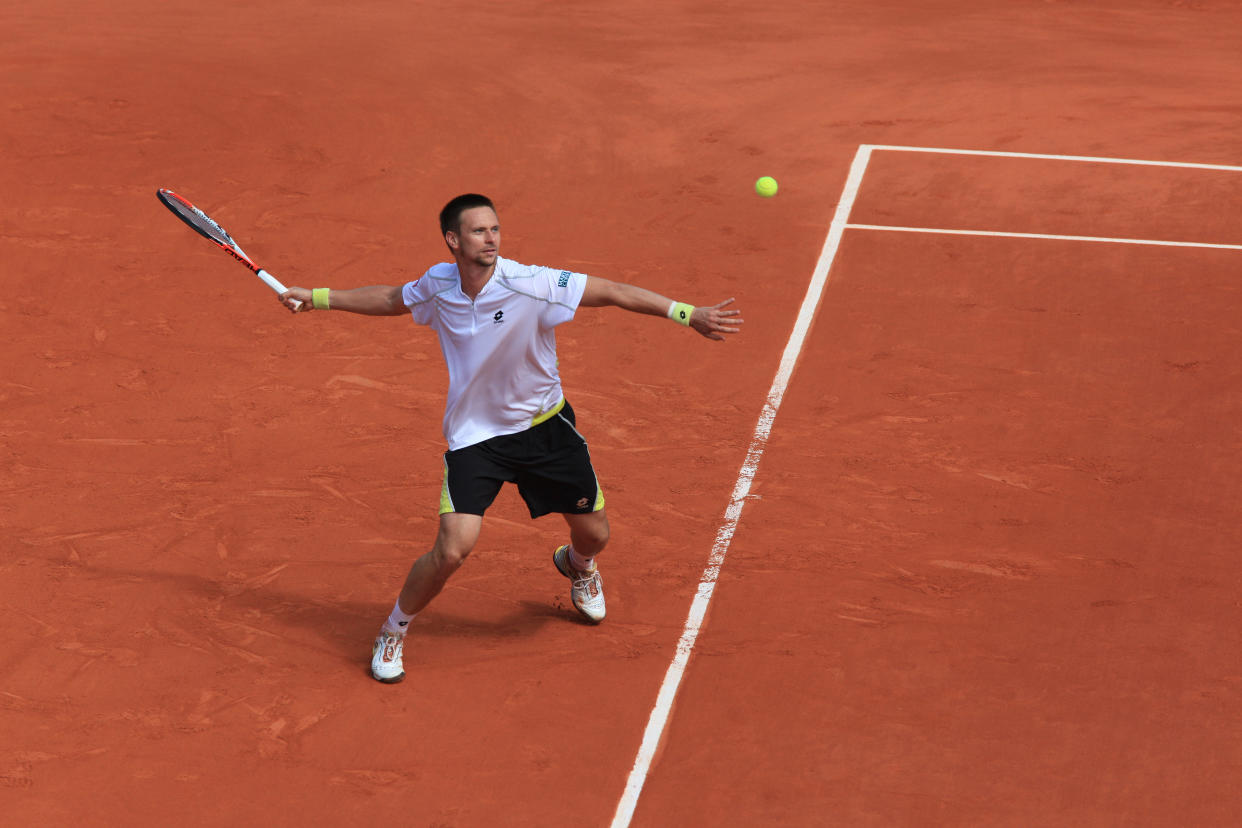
[439,399,605,518]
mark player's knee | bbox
[590,521,610,550]
[576,516,610,553]
[432,543,472,573]
[432,513,481,573]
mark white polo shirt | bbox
[402,257,588,450]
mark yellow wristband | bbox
[668,301,695,326]
[312,288,331,310]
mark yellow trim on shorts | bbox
[531,396,566,427]
[439,458,454,515]
[591,469,606,512]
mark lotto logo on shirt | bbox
[558,271,570,288]
[493,310,505,324]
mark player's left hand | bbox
[690,298,744,341]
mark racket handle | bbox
[257,268,303,312]
[256,268,287,294]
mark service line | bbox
[612,141,1242,826]
[865,143,1242,172]
[846,224,1242,251]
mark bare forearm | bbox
[326,285,407,315]
[579,275,744,341]
[580,277,671,316]
[279,285,407,316]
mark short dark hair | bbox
[440,194,495,235]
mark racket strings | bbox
[157,189,237,248]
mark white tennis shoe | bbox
[371,630,406,683]
[553,545,606,623]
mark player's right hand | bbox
[280,287,313,313]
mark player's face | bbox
[450,207,500,267]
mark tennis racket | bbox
[156,188,302,311]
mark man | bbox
[280,194,743,684]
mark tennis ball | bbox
[755,176,779,197]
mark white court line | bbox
[866,143,1242,172]
[610,142,1242,827]
[608,142,877,828]
[847,224,1242,251]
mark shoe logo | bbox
[493,309,505,324]
[397,620,408,627]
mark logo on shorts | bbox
[493,310,505,324]
[558,271,571,288]
[576,497,589,510]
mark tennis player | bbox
[280,194,743,683]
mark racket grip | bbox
[256,268,288,294]
[257,268,303,312]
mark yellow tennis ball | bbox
[755,176,779,197]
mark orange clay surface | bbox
[5,1,1242,826]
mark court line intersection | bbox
[610,143,1242,827]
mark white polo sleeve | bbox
[402,265,449,326]
[533,266,588,328]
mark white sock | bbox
[567,545,595,572]
[382,600,416,635]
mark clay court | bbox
[5,1,1242,825]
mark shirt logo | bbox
[493,310,505,324]
[558,271,570,288]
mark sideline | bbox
[610,141,1242,826]
[609,144,876,828]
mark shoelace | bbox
[379,633,403,661]
[572,569,602,598]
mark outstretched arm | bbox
[278,285,407,316]
[579,276,743,341]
